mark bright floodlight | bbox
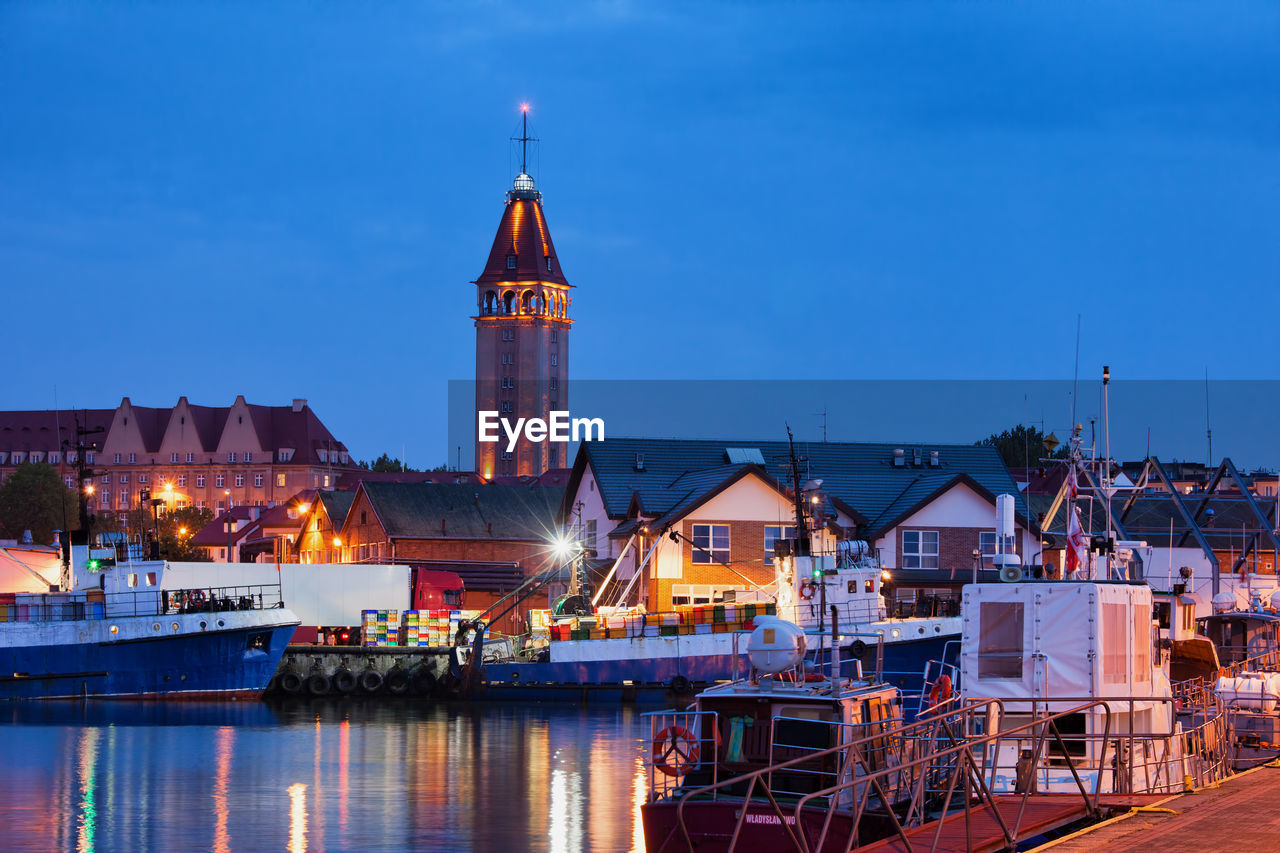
[551,534,581,561]
[521,102,530,112]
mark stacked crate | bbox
[403,610,421,646]
[361,609,401,646]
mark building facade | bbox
[473,131,572,480]
[0,396,355,515]
[562,438,1039,612]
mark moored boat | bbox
[640,615,910,852]
[0,543,298,700]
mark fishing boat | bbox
[640,615,911,852]
[475,430,961,698]
[955,379,1233,794]
[0,540,299,700]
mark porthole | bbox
[171,622,180,632]
[153,623,161,632]
[217,620,225,628]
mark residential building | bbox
[304,482,563,633]
[562,438,1038,611]
[0,396,355,515]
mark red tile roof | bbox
[0,399,347,460]
[475,191,571,288]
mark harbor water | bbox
[0,700,651,852]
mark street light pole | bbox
[225,488,233,562]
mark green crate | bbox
[713,604,726,623]
[659,625,679,637]
[764,602,776,615]
[744,603,757,619]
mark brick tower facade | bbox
[473,119,572,480]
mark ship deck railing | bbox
[652,688,1236,853]
[649,699,1003,853]
[984,687,1233,796]
[5,584,285,623]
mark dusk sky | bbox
[3,2,1277,467]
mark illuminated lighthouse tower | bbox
[473,106,572,480]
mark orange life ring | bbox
[799,581,816,601]
[928,674,953,706]
[652,726,701,777]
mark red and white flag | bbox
[1067,465,1079,500]
[1066,506,1088,578]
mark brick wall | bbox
[894,525,1022,577]
[648,519,782,611]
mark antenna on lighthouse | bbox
[509,104,541,201]
[513,103,539,175]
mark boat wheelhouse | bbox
[641,616,906,852]
[960,579,1230,794]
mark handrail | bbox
[790,700,1114,853]
[663,699,1005,853]
[658,683,1235,853]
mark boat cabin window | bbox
[1103,603,1128,683]
[127,573,138,588]
[1134,605,1151,683]
[1153,601,1171,631]
[978,602,1024,679]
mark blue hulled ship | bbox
[0,542,298,700]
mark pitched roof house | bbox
[563,438,1037,610]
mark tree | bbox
[976,425,1068,469]
[359,453,420,473]
[0,463,80,544]
[159,506,214,561]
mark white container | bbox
[746,616,807,674]
[1216,675,1278,713]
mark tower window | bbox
[502,328,515,342]
[501,401,513,413]
[501,377,514,389]
[506,255,517,270]
[550,378,558,391]
[502,352,514,365]
[551,353,558,366]
[545,256,553,272]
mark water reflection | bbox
[212,727,233,853]
[76,728,99,853]
[0,701,649,852]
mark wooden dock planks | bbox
[1032,763,1280,853]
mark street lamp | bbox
[972,547,981,585]
[225,489,233,562]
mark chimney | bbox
[292,399,307,413]
[20,529,32,544]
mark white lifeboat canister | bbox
[1217,675,1278,713]
[747,616,807,674]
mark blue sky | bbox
[2,2,1277,466]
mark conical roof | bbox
[475,174,571,287]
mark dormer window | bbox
[128,453,136,464]
[228,452,237,463]
[245,451,253,463]
[506,254,517,270]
